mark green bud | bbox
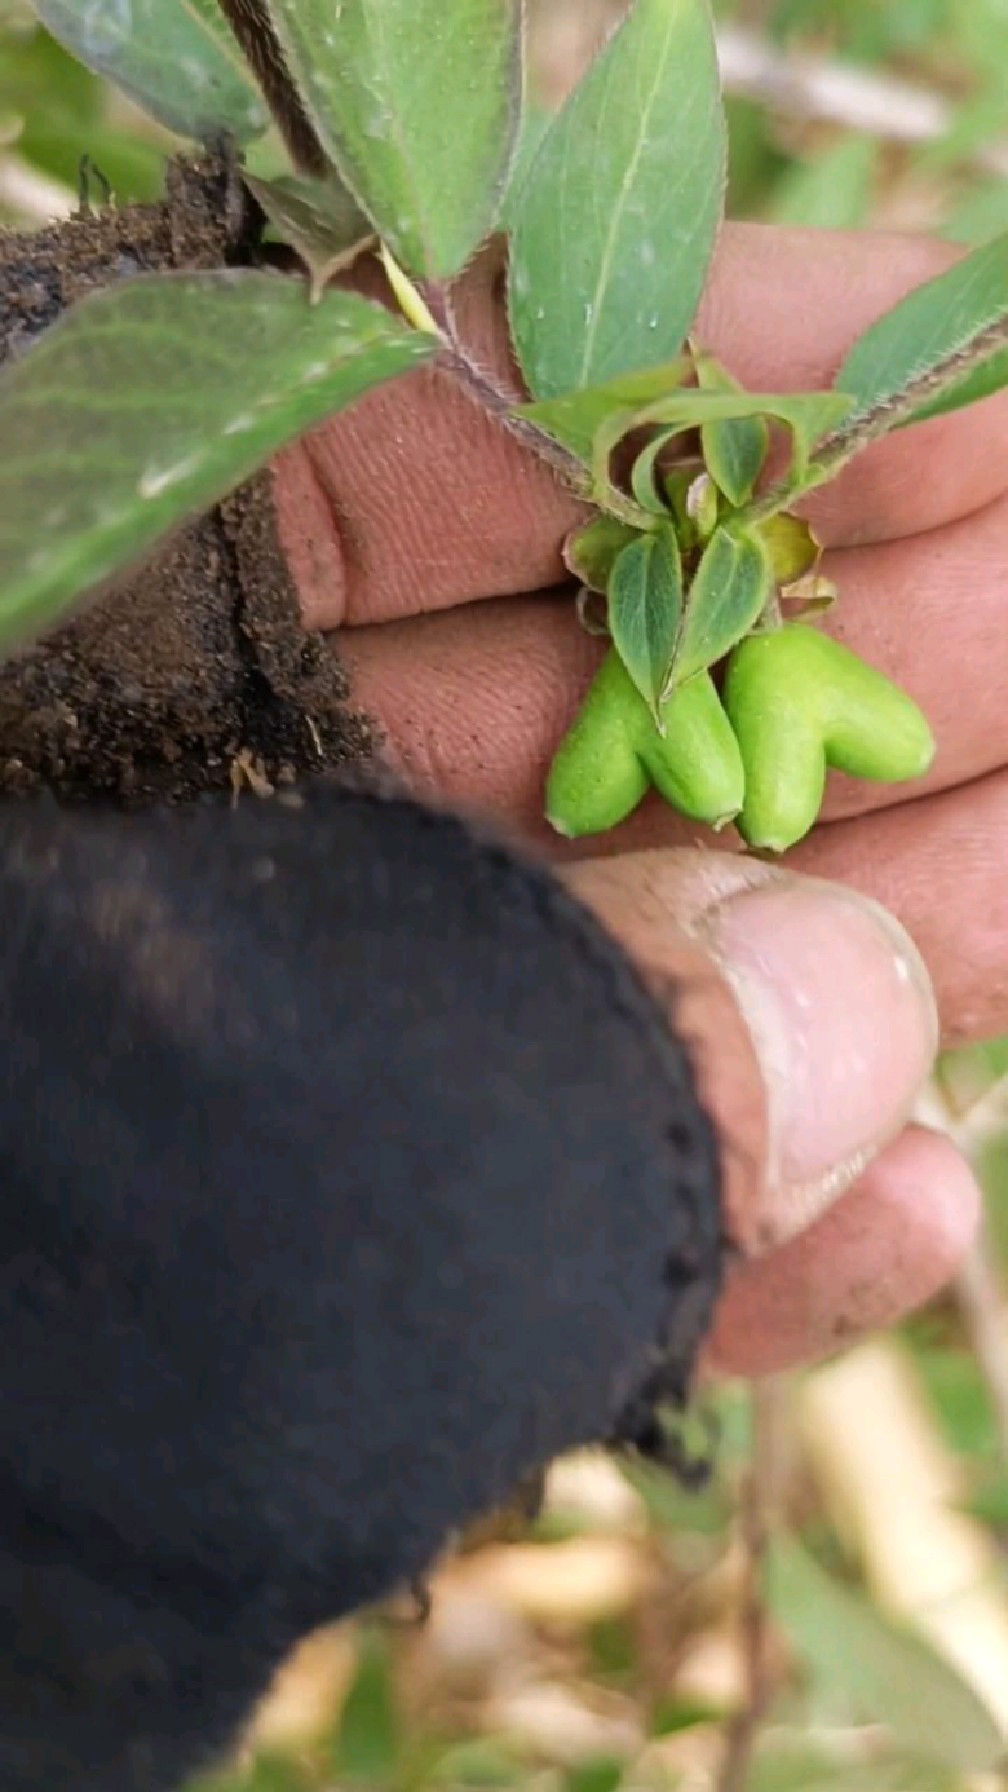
[642,665,745,825]
[685,471,719,542]
[547,649,744,839]
[564,515,641,593]
[662,460,706,545]
[755,512,820,586]
[724,624,935,852]
[723,660,825,854]
[546,652,650,838]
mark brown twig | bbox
[717,1379,786,1792]
[741,310,1008,527]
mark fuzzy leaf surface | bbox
[33,0,268,141]
[696,356,769,504]
[261,0,523,277]
[0,271,434,650]
[608,524,684,718]
[837,230,1008,428]
[671,523,771,686]
[508,0,726,398]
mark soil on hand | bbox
[0,154,374,804]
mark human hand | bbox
[270,224,996,1374]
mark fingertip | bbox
[703,1124,981,1378]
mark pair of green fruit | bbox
[547,622,935,852]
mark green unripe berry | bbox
[645,664,745,824]
[546,652,649,837]
[724,624,935,852]
[547,649,744,839]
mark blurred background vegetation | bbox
[3,0,1008,1786]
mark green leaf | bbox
[767,134,878,231]
[629,428,684,514]
[695,357,769,505]
[335,1630,401,1782]
[765,1536,1006,1772]
[0,271,434,652]
[671,523,771,687]
[965,1472,1008,1530]
[426,1736,524,1787]
[756,512,820,586]
[21,118,167,204]
[745,1743,960,1792]
[518,376,849,483]
[909,1337,1002,1462]
[587,389,852,513]
[508,0,726,398]
[650,1694,727,1736]
[32,0,269,142]
[260,0,523,278]
[0,22,100,137]
[607,525,683,720]
[602,389,850,480]
[515,358,693,466]
[836,230,1008,428]
[0,20,167,202]
[500,99,553,232]
[906,346,1008,426]
[242,170,375,301]
[621,1456,732,1538]
[564,515,642,592]
[660,459,708,538]
[935,1036,1008,1118]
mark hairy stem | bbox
[743,311,1008,526]
[433,288,594,497]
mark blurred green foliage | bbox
[716,0,1008,242]
[0,0,171,212]
[3,0,1008,234]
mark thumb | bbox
[561,850,939,1257]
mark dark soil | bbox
[0,154,374,803]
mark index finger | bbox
[272,226,1008,631]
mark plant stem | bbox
[717,1379,784,1792]
[921,1079,1008,1467]
[743,312,1008,527]
[435,336,593,493]
[376,266,647,523]
[370,256,591,498]
[432,283,594,498]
